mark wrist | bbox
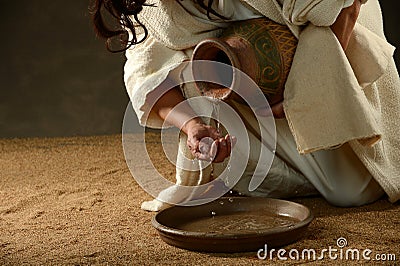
[181,117,205,135]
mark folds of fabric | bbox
[123,0,400,209]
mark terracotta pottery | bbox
[152,197,314,252]
[192,18,297,105]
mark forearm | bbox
[149,83,234,162]
[148,82,204,135]
[330,0,361,50]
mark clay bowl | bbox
[152,197,313,253]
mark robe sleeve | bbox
[123,33,190,129]
[281,0,366,26]
[281,0,395,153]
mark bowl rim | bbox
[152,197,314,239]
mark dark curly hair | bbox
[90,0,223,52]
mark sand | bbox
[0,134,399,265]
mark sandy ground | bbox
[0,134,399,265]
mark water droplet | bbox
[229,190,234,194]
[227,164,231,171]
[211,211,216,216]
[228,198,234,203]
[219,201,224,205]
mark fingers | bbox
[213,138,226,163]
[254,102,285,119]
[228,135,237,149]
[185,120,237,162]
[213,135,236,163]
[189,135,236,163]
[255,106,273,117]
[195,138,222,162]
[271,101,285,119]
[223,134,235,155]
[202,137,218,161]
[187,138,199,159]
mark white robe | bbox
[123,0,400,210]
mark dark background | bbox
[0,1,399,138]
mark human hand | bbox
[255,101,285,119]
[184,120,236,163]
[271,101,285,119]
[330,0,361,50]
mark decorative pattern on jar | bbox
[192,18,298,105]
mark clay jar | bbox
[191,18,297,105]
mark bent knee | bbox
[323,186,385,207]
